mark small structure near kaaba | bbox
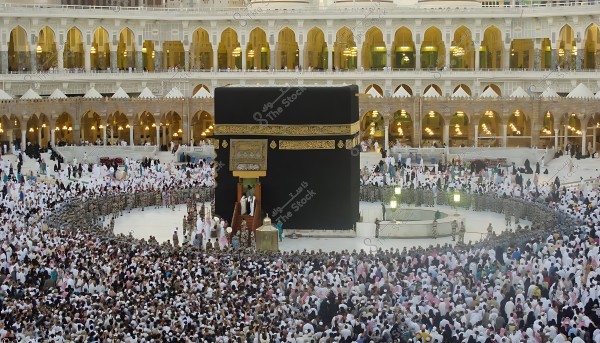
[255,216,279,252]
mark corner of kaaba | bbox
[213,85,360,232]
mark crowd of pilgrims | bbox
[0,150,599,342]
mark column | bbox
[474,43,480,71]
[162,126,167,145]
[21,129,26,151]
[581,128,587,155]
[473,124,479,147]
[384,121,389,152]
[154,42,162,72]
[136,51,143,72]
[386,47,392,70]
[58,47,64,73]
[356,42,362,70]
[415,44,421,70]
[328,47,333,72]
[130,125,134,146]
[534,47,541,71]
[241,49,247,71]
[51,128,56,147]
[445,42,451,69]
[270,48,275,70]
[593,127,597,152]
[0,47,7,74]
[30,45,37,72]
[551,48,557,69]
[156,126,160,146]
[563,125,568,148]
[443,123,449,146]
[212,44,218,71]
[102,126,107,146]
[576,42,583,70]
[298,44,305,69]
[37,129,42,147]
[84,45,91,72]
[184,46,190,71]
[110,49,117,71]
[501,124,507,147]
[72,126,81,145]
[504,45,510,70]
[554,128,559,149]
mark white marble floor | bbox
[112,202,529,252]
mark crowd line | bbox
[0,152,599,342]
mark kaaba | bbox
[214,85,360,231]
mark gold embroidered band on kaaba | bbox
[214,121,360,136]
[279,140,336,150]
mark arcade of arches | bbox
[5,24,600,73]
[1,105,599,154]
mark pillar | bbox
[154,43,162,72]
[212,44,218,71]
[593,127,597,152]
[136,51,143,72]
[554,128,559,149]
[474,43,480,70]
[242,49,247,71]
[473,124,479,147]
[501,124,507,147]
[445,42,451,68]
[58,47,64,73]
[328,47,333,72]
[30,45,37,72]
[270,48,275,70]
[443,123,449,146]
[184,46,190,71]
[564,125,568,148]
[551,48,557,69]
[576,43,583,71]
[102,126,107,146]
[533,48,542,71]
[110,49,117,71]
[51,127,56,147]
[356,42,362,70]
[581,128,587,155]
[0,48,7,74]
[156,126,160,146]
[37,128,42,146]
[384,121,389,152]
[21,129,26,151]
[386,47,392,70]
[298,44,305,69]
[130,125,134,146]
[415,44,421,70]
[162,125,167,145]
[85,45,91,72]
[504,45,510,69]
[72,126,81,145]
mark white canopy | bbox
[540,87,560,98]
[366,87,383,98]
[83,88,103,99]
[49,89,68,99]
[479,87,499,98]
[138,87,156,99]
[0,89,13,100]
[112,87,130,99]
[567,83,595,99]
[392,85,411,98]
[193,87,212,99]
[451,86,470,98]
[423,87,441,98]
[165,87,184,99]
[21,88,42,100]
[510,86,530,98]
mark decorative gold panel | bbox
[278,140,336,150]
[214,121,360,136]
[229,139,268,172]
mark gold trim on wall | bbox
[214,121,360,136]
[233,171,267,178]
[279,140,336,150]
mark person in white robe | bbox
[240,195,248,215]
[249,196,255,216]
